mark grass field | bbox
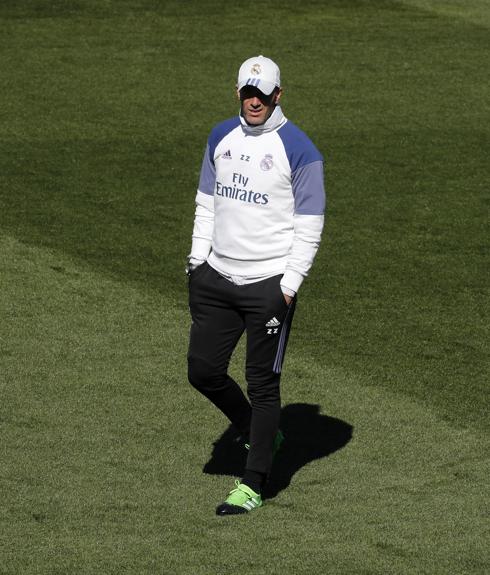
[1,1,488,573]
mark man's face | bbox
[238,85,282,126]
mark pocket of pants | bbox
[189,261,208,281]
[275,278,292,311]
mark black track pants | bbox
[187,262,296,475]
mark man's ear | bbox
[275,88,283,104]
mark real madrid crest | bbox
[251,63,261,75]
[260,154,274,171]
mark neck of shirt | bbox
[239,105,287,135]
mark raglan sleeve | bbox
[280,135,326,296]
[188,142,216,266]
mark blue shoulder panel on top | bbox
[208,117,241,160]
[197,144,215,195]
[278,121,325,215]
[198,117,240,196]
[277,121,323,172]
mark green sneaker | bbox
[216,481,263,515]
[244,430,284,457]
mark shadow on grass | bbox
[203,402,353,499]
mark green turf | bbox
[1,1,488,573]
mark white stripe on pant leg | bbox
[273,306,293,374]
[273,328,286,373]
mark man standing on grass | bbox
[187,55,325,515]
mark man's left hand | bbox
[283,293,293,306]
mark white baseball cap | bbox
[237,55,281,95]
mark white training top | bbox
[190,106,325,295]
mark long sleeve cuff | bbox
[190,237,212,261]
[280,269,304,294]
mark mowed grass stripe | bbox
[1,1,488,573]
[1,235,488,574]
[1,0,488,436]
[396,0,490,26]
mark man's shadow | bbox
[203,403,353,499]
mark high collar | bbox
[239,105,287,135]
